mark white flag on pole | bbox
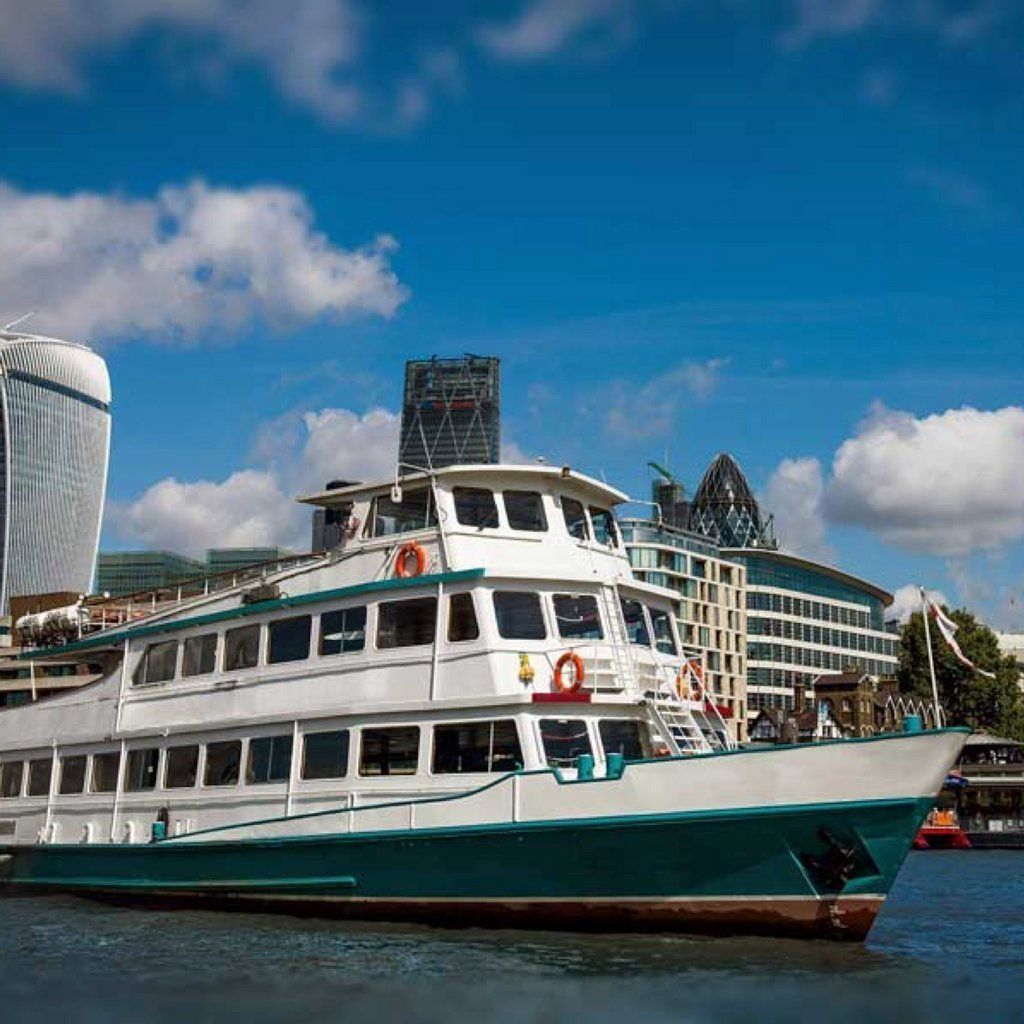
[928,601,996,679]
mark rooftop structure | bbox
[687,453,775,549]
[398,356,500,471]
[0,331,111,612]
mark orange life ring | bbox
[554,651,585,694]
[394,541,427,578]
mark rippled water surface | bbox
[2,852,1023,1024]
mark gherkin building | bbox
[687,453,776,549]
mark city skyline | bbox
[0,2,1022,628]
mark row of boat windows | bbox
[132,593,679,685]
[371,487,619,546]
[0,718,648,798]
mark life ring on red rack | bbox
[394,541,427,578]
[553,651,585,694]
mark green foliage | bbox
[898,606,1024,740]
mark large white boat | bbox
[0,464,965,939]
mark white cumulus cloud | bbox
[763,456,836,563]
[109,407,399,554]
[887,583,949,624]
[0,179,407,343]
[824,404,1024,557]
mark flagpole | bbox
[920,585,940,725]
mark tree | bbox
[898,606,1024,741]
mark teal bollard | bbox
[903,714,923,733]
[576,753,595,780]
[151,821,167,842]
[606,752,625,779]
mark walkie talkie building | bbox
[0,332,111,612]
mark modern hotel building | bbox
[0,331,111,612]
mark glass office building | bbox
[95,551,203,597]
[0,332,111,612]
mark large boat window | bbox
[182,634,217,678]
[224,624,260,671]
[648,608,678,656]
[539,719,593,769]
[561,497,590,541]
[620,599,650,646]
[267,614,311,665]
[247,734,293,784]
[447,593,479,642]
[503,490,547,532]
[493,591,546,640]
[599,720,650,762]
[319,606,367,655]
[377,597,437,648]
[91,752,121,793]
[0,760,23,798]
[589,506,619,547]
[134,640,178,685]
[58,755,86,795]
[302,729,350,779]
[27,758,52,797]
[372,488,433,537]
[359,727,419,776]
[125,748,159,792]
[165,745,199,788]
[453,487,499,529]
[432,720,523,774]
[553,594,604,641]
[204,740,242,786]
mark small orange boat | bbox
[913,807,972,850]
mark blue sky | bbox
[0,1,1022,625]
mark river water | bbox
[2,852,1022,1024]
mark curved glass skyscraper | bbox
[0,332,111,612]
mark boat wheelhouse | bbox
[0,465,967,940]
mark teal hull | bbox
[0,796,933,940]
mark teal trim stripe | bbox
[23,568,486,658]
[25,875,357,892]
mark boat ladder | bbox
[599,585,638,693]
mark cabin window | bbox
[165,745,199,788]
[447,593,479,642]
[599,721,650,762]
[648,608,677,656]
[539,719,593,769]
[432,721,523,774]
[90,752,121,793]
[204,740,242,786]
[503,490,547,532]
[134,640,178,685]
[561,497,590,541]
[224,624,260,671]
[620,599,650,646]
[302,729,350,779]
[267,615,311,665]
[372,488,433,537]
[247,734,293,784]
[59,755,86,794]
[0,760,23,798]
[553,594,603,641]
[453,487,499,529]
[125,748,160,792]
[589,506,619,547]
[27,758,52,797]
[319,606,366,655]
[377,597,437,648]
[493,591,546,640]
[359,727,419,776]
[182,634,217,677]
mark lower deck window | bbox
[247,734,294,784]
[135,640,178,685]
[27,758,52,797]
[319,607,366,655]
[126,748,160,791]
[359,727,419,776]
[493,591,546,639]
[267,615,311,664]
[539,719,592,769]
[377,598,437,648]
[649,608,678,656]
[91,752,121,793]
[553,594,603,641]
[59,755,86,795]
[620,599,650,646]
[432,721,523,774]
[0,760,23,798]
[224,625,260,671]
[302,730,350,779]
[447,593,479,642]
[598,720,650,761]
[182,634,217,677]
[204,741,242,786]
[165,745,199,788]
